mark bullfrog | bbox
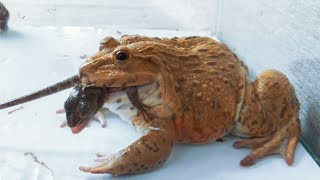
[0,35,301,176]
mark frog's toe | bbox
[79,155,112,174]
[79,153,126,175]
[233,137,269,149]
[284,136,299,165]
[79,162,112,174]
[237,118,300,167]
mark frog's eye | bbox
[115,51,129,61]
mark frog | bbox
[0,35,301,176]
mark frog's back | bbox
[121,35,248,143]
[170,37,248,143]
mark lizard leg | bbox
[79,117,175,175]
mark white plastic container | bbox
[0,0,319,179]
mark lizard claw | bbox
[94,111,107,128]
[56,108,65,114]
[59,120,67,128]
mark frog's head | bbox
[79,36,162,88]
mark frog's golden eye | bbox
[115,51,129,61]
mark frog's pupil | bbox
[116,51,128,61]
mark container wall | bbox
[3,0,216,31]
[215,0,320,163]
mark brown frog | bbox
[0,35,300,176]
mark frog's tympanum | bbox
[0,35,300,176]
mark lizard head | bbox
[79,36,163,88]
[64,85,106,134]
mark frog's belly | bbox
[103,91,138,124]
[174,123,229,144]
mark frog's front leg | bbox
[79,117,175,175]
[232,70,301,166]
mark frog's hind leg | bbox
[232,70,301,166]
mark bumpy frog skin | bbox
[77,35,300,175]
[0,35,301,176]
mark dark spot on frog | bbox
[189,54,198,59]
[155,81,160,89]
[208,55,219,58]
[184,106,190,112]
[116,98,122,103]
[135,149,141,155]
[228,64,235,69]
[280,104,288,118]
[157,92,162,99]
[175,84,181,92]
[197,48,208,52]
[206,61,217,66]
[251,120,258,126]
[130,106,135,110]
[171,113,176,120]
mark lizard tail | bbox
[0,75,80,110]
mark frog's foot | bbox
[233,118,300,166]
[79,118,175,175]
[56,108,107,128]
